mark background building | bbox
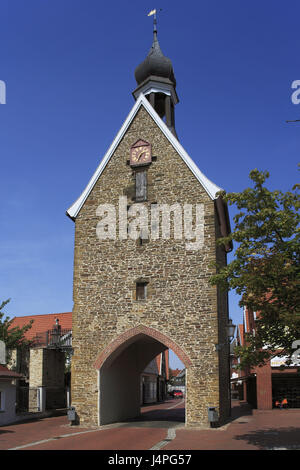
[232,307,300,409]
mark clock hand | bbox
[137,151,146,161]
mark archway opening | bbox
[96,328,189,426]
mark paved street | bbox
[1,399,300,451]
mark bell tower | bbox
[132,12,178,138]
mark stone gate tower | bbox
[67,23,232,427]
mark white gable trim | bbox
[66,94,223,220]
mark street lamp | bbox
[210,319,237,426]
[215,319,236,351]
[227,319,236,418]
[227,319,236,342]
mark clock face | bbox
[130,141,152,166]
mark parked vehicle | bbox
[172,389,183,399]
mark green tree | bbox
[210,168,300,369]
[0,299,33,363]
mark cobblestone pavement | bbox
[0,400,299,451]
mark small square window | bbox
[136,282,147,301]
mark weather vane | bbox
[148,8,162,33]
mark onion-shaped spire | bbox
[134,25,176,86]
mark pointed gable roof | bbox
[66,94,223,221]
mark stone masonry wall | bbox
[71,105,229,426]
[29,349,43,388]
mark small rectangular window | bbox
[135,170,147,202]
[136,282,147,300]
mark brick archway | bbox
[94,324,192,370]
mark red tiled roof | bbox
[170,368,181,378]
[9,313,72,340]
[0,364,23,378]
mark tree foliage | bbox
[0,299,33,362]
[210,168,300,369]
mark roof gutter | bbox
[215,195,233,253]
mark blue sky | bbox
[0,1,299,369]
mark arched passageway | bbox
[94,326,191,426]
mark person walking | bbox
[281,397,288,409]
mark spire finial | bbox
[148,9,161,37]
